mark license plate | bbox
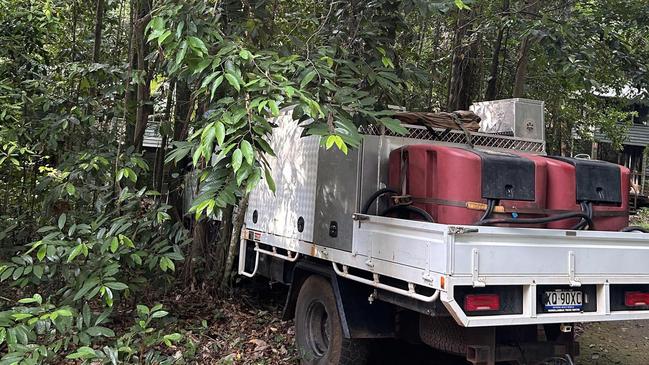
[544,290,583,312]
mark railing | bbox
[359,124,546,154]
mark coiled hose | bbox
[361,187,399,214]
[362,188,434,223]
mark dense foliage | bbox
[0,0,648,363]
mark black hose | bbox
[621,226,649,233]
[361,187,399,214]
[479,199,496,222]
[380,205,435,223]
[477,211,594,228]
[571,202,593,230]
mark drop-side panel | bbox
[352,215,448,276]
[245,108,320,242]
[451,227,649,278]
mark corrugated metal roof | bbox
[595,124,649,146]
[143,122,162,148]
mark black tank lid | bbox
[469,150,536,201]
[551,157,622,204]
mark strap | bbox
[409,196,629,217]
[451,111,474,148]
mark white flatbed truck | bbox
[238,109,649,365]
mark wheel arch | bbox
[283,259,396,339]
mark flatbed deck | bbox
[241,214,649,327]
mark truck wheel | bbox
[295,275,369,365]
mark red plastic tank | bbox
[543,157,629,231]
[388,145,547,226]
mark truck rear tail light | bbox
[624,291,649,307]
[464,294,500,312]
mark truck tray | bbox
[241,214,649,327]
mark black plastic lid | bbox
[469,150,536,201]
[550,157,621,204]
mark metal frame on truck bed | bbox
[238,108,649,365]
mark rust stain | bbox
[310,244,317,256]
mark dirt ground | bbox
[576,320,649,365]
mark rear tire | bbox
[295,275,369,365]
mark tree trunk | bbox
[447,9,480,111]
[220,194,250,291]
[168,81,192,222]
[512,35,532,98]
[212,205,234,286]
[71,0,78,62]
[93,0,105,63]
[512,0,540,98]
[184,219,208,286]
[124,0,137,145]
[485,0,510,101]
[132,0,153,151]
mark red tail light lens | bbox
[464,294,500,312]
[625,291,649,307]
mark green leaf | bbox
[158,30,172,46]
[148,17,164,32]
[18,294,42,305]
[65,183,76,196]
[215,121,225,145]
[74,278,99,301]
[325,135,336,149]
[0,267,13,282]
[37,245,47,261]
[151,310,169,319]
[66,346,97,360]
[246,169,261,193]
[300,70,317,89]
[225,73,240,92]
[11,313,33,321]
[110,237,118,253]
[241,140,254,165]
[119,234,135,248]
[86,326,115,338]
[58,213,66,230]
[175,40,188,66]
[33,265,43,279]
[187,36,208,54]
[264,167,276,193]
[162,333,183,347]
[379,117,407,135]
[116,168,124,182]
[268,100,280,117]
[104,282,128,291]
[12,266,23,280]
[130,253,142,265]
[231,149,243,172]
[284,86,295,98]
[454,0,471,10]
[210,75,224,100]
[67,244,84,262]
[239,49,251,60]
[137,305,150,316]
[193,57,211,75]
[55,309,73,317]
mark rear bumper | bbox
[442,281,649,327]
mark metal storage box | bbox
[470,98,545,141]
